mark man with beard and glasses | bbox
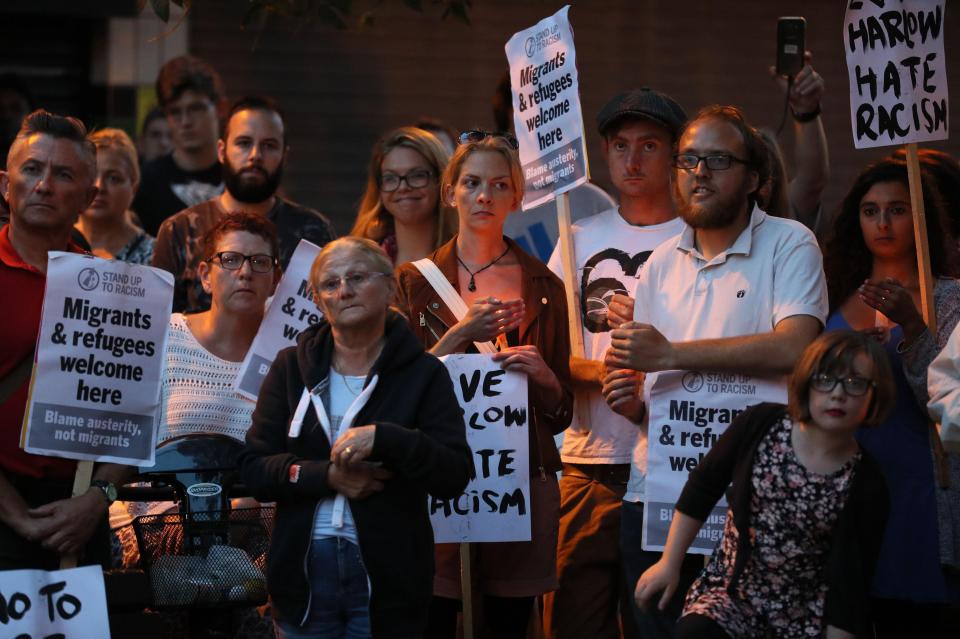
[152,96,335,313]
[602,106,827,629]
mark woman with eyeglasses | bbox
[636,331,893,639]
[395,131,573,639]
[351,126,458,264]
[75,128,155,264]
[822,159,960,636]
[111,212,280,565]
[240,236,471,638]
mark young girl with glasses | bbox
[351,126,458,265]
[635,330,895,639]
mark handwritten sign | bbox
[642,370,786,554]
[844,0,948,148]
[236,240,322,400]
[22,253,172,466]
[430,354,530,543]
[0,566,110,638]
[505,5,589,210]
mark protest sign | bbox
[0,565,110,638]
[642,370,786,554]
[236,240,322,400]
[430,354,530,543]
[22,253,172,467]
[844,0,948,148]
[505,5,589,210]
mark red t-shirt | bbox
[0,225,85,480]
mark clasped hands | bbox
[328,425,392,500]
[15,489,108,555]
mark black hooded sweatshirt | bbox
[239,312,472,637]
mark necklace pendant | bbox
[468,276,477,292]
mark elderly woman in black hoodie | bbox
[240,236,472,639]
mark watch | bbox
[91,479,118,505]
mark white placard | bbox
[235,240,322,400]
[430,354,530,543]
[0,565,111,638]
[642,370,787,554]
[22,253,173,466]
[505,5,589,210]
[844,0,948,148]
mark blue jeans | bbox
[620,500,704,639]
[275,536,370,639]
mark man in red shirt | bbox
[0,110,129,569]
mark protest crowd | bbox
[2,5,960,639]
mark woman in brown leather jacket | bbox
[395,131,573,639]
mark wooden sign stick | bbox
[556,192,593,431]
[905,142,937,338]
[59,459,94,569]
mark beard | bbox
[676,178,753,230]
[223,161,283,204]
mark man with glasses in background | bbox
[603,105,827,636]
[132,56,226,236]
[152,95,334,313]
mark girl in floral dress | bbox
[635,331,895,638]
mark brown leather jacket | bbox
[395,236,573,476]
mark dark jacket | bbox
[675,403,889,636]
[394,235,573,477]
[239,312,472,637]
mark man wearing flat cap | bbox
[542,88,701,639]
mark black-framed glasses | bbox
[673,153,750,171]
[809,374,875,397]
[317,271,390,295]
[207,251,277,273]
[380,169,434,192]
[458,129,519,150]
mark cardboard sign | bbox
[22,253,172,466]
[0,565,110,638]
[430,354,530,543]
[505,5,589,210]
[642,370,787,554]
[844,0,948,148]
[236,240,322,400]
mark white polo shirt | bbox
[547,209,684,464]
[623,205,828,501]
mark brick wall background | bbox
[190,0,960,235]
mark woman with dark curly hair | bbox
[822,158,960,636]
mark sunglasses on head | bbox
[458,130,519,150]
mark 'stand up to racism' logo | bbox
[525,22,562,57]
[682,371,704,393]
[77,268,100,291]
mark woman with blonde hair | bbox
[396,131,572,638]
[351,126,457,264]
[75,128,154,264]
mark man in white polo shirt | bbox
[604,105,827,634]
[542,88,687,639]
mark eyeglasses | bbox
[673,153,750,171]
[380,169,434,192]
[206,251,277,273]
[809,374,875,397]
[318,271,390,294]
[458,130,519,150]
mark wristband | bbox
[288,463,302,484]
[791,104,821,123]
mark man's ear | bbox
[217,138,226,165]
[0,171,8,201]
